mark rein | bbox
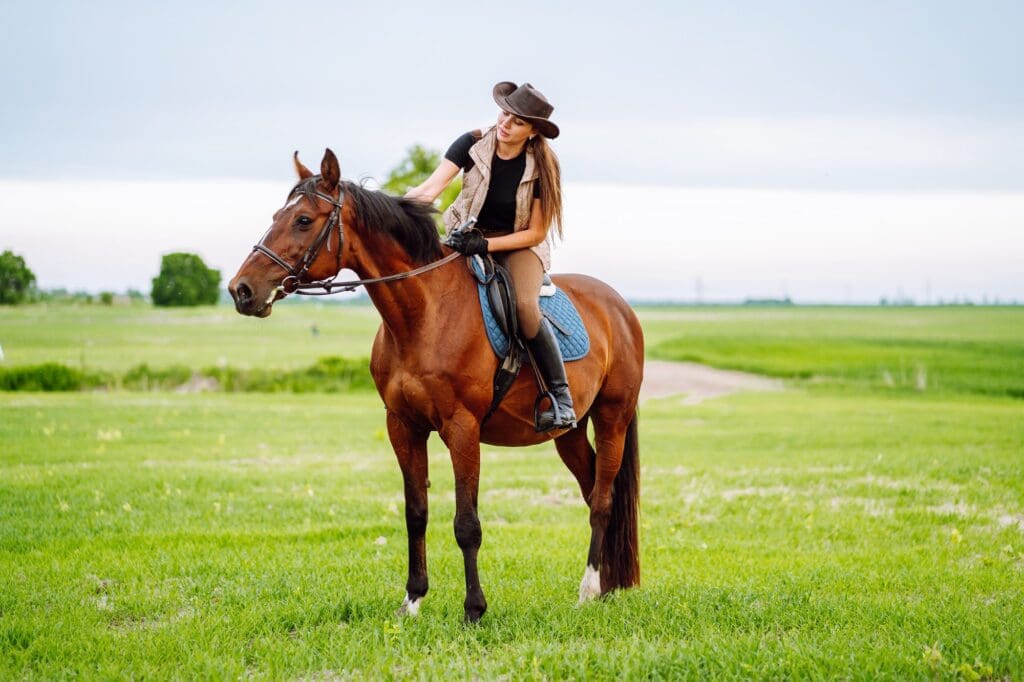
[251,184,461,300]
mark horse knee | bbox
[453,512,482,550]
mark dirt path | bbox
[641,360,784,405]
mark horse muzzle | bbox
[228,276,277,317]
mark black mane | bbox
[290,177,442,265]
[344,181,443,265]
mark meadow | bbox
[1,303,1022,679]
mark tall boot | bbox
[526,319,577,431]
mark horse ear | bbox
[320,148,340,190]
[293,151,314,180]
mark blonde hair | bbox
[530,135,564,240]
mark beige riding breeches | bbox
[495,249,545,340]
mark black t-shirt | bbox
[445,131,540,234]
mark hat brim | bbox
[492,81,560,139]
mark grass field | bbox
[2,303,1023,679]
[0,301,380,371]
[641,305,1024,398]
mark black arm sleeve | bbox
[444,132,476,171]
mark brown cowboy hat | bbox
[492,81,560,139]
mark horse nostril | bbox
[236,282,252,302]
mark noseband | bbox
[251,181,461,299]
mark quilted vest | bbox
[442,127,552,271]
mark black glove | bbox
[445,228,489,256]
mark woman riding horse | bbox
[406,81,575,432]
[228,100,643,621]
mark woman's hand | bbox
[405,159,461,203]
[445,228,489,256]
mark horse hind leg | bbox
[580,407,640,602]
[554,416,603,603]
[555,414,595,500]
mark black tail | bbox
[600,411,640,592]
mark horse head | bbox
[228,149,345,317]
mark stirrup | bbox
[534,390,577,432]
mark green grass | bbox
[2,389,1022,679]
[2,303,1023,678]
[0,301,381,371]
[643,306,1024,398]
[3,303,1022,399]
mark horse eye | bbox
[295,215,313,229]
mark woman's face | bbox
[496,110,536,145]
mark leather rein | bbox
[251,184,461,300]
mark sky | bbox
[1,0,1023,302]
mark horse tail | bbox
[601,410,640,592]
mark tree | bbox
[0,250,36,304]
[383,144,461,219]
[151,253,221,307]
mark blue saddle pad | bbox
[471,259,590,361]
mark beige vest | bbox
[442,127,552,271]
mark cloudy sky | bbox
[1,0,1022,302]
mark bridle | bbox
[251,184,346,298]
[251,181,461,301]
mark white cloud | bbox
[1,180,1022,303]
[560,116,1024,189]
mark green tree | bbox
[151,253,221,307]
[383,144,461,217]
[0,250,36,304]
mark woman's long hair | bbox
[530,135,564,240]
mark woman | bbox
[406,81,575,431]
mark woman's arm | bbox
[404,159,461,203]
[485,199,548,252]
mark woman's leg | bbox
[501,249,545,340]
[498,249,576,431]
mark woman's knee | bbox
[516,297,541,321]
[517,299,542,338]
[504,249,545,337]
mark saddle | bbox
[467,255,590,425]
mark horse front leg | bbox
[439,414,487,623]
[387,410,430,617]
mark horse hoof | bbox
[577,564,601,605]
[397,593,421,617]
[463,605,487,623]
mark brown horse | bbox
[228,149,643,622]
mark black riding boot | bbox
[526,319,577,431]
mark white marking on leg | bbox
[578,564,601,604]
[398,592,421,617]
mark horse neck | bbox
[348,229,464,341]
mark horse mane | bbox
[289,177,442,265]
